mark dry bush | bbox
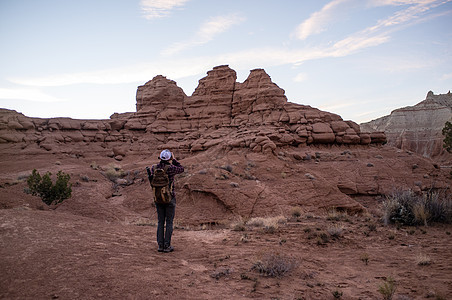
[102,164,125,182]
[316,231,330,245]
[423,190,452,224]
[246,216,286,232]
[327,224,344,238]
[360,253,369,265]
[413,203,430,226]
[210,267,232,280]
[230,216,246,231]
[415,253,432,266]
[383,190,452,226]
[252,253,296,277]
[290,206,302,218]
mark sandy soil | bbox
[1,200,451,300]
[0,148,451,299]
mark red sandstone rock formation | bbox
[0,65,385,156]
[1,66,450,222]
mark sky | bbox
[0,0,451,123]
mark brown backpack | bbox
[150,165,172,204]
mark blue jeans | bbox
[156,198,175,248]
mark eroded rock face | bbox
[126,65,384,153]
[0,65,386,155]
[361,91,452,159]
[7,65,437,222]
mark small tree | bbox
[443,121,452,153]
[27,169,72,206]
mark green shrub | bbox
[378,276,396,300]
[27,169,72,206]
[442,121,452,153]
[332,290,343,299]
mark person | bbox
[147,149,184,253]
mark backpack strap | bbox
[163,165,173,191]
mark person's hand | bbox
[171,152,175,161]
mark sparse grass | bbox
[252,252,296,277]
[246,216,287,233]
[126,217,155,226]
[416,253,432,266]
[326,208,349,222]
[378,276,397,300]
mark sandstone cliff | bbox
[360,91,452,160]
[0,65,385,156]
[1,66,449,223]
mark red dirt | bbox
[1,197,451,299]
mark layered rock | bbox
[1,66,450,223]
[1,65,386,157]
[361,91,452,159]
[123,65,385,154]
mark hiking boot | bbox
[163,245,174,253]
[158,245,164,252]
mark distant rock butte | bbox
[0,65,385,155]
[360,91,452,159]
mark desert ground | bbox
[1,151,451,300]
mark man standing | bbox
[146,149,184,253]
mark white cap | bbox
[159,149,172,161]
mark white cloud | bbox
[7,60,215,87]
[293,0,353,40]
[162,13,246,56]
[331,34,390,56]
[7,0,448,89]
[293,73,308,82]
[0,88,65,102]
[140,0,190,19]
[369,0,446,28]
[293,0,449,41]
[368,0,438,7]
[441,73,452,80]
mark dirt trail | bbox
[1,208,451,299]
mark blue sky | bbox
[0,0,451,123]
